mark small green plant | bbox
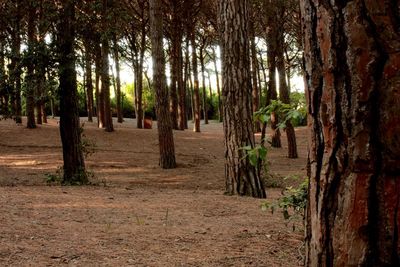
[240,144,268,169]
[261,177,308,230]
[45,167,63,185]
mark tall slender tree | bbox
[149,0,176,169]
[101,0,114,132]
[57,0,87,184]
[219,0,265,198]
[302,0,400,265]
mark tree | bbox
[25,0,36,129]
[101,0,114,132]
[149,0,176,169]
[301,0,400,265]
[219,0,265,198]
[57,0,87,184]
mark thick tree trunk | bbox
[57,0,87,185]
[26,3,36,129]
[190,29,201,132]
[113,35,123,124]
[277,31,297,158]
[301,0,400,265]
[149,0,176,169]
[219,0,266,199]
[101,0,113,132]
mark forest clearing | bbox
[1,118,306,266]
[1,0,399,265]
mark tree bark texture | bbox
[149,0,176,169]
[301,0,400,265]
[57,0,87,185]
[219,0,266,198]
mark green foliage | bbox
[261,177,308,227]
[290,92,307,127]
[45,167,63,185]
[254,100,303,129]
[240,144,268,169]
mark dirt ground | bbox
[0,117,308,266]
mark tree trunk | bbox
[84,40,94,122]
[26,2,36,129]
[101,0,113,132]
[212,46,222,123]
[10,0,22,124]
[190,28,201,132]
[113,34,123,123]
[250,22,260,132]
[277,30,297,158]
[200,44,208,124]
[301,0,400,265]
[57,0,87,185]
[149,0,176,169]
[182,36,190,129]
[219,0,266,199]
[95,41,104,128]
[136,19,146,129]
[266,33,281,148]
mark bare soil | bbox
[0,118,308,266]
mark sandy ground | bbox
[0,117,308,266]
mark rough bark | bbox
[149,0,176,169]
[219,0,266,198]
[57,0,87,185]
[301,0,400,265]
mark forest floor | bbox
[0,117,308,266]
